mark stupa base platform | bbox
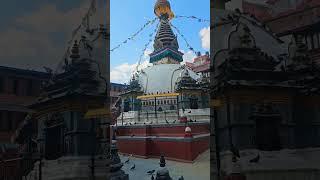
[107,170,129,180]
[113,122,210,162]
[26,156,112,180]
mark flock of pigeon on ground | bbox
[122,154,185,180]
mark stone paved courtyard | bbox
[119,150,210,180]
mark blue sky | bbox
[0,0,105,71]
[110,0,210,83]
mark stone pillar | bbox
[155,156,172,180]
[224,158,246,180]
[107,128,129,180]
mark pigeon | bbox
[151,174,155,180]
[165,120,169,124]
[190,119,193,122]
[172,120,176,123]
[235,8,241,14]
[230,145,240,158]
[188,111,192,113]
[130,164,135,170]
[178,176,184,180]
[194,120,197,122]
[249,154,260,163]
[124,158,130,163]
[131,134,135,137]
[147,170,155,175]
[43,66,53,74]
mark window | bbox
[0,77,4,93]
[13,79,19,95]
[0,111,4,130]
[7,111,13,131]
[190,96,199,109]
[255,117,281,151]
[314,33,319,49]
[27,79,33,96]
[124,99,130,112]
[304,33,320,50]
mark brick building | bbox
[186,52,210,78]
[110,82,126,106]
[0,66,49,158]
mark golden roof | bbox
[137,93,179,99]
[84,108,110,119]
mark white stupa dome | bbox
[137,64,199,94]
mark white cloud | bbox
[143,48,153,58]
[110,47,154,84]
[199,26,210,50]
[110,63,136,84]
[180,50,196,64]
[110,60,152,84]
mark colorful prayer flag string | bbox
[169,22,198,56]
[175,15,210,23]
[135,20,160,72]
[110,17,158,53]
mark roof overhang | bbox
[137,93,180,99]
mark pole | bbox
[176,96,180,120]
[164,111,166,122]
[154,97,157,119]
[147,111,149,122]
[121,100,124,126]
[226,96,232,148]
[213,108,221,180]
[90,118,96,180]
[39,156,42,180]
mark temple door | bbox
[255,118,281,151]
[45,124,64,160]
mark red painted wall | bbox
[117,137,209,162]
[114,123,209,137]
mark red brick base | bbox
[113,123,210,162]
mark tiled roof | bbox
[0,66,49,79]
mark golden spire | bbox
[154,0,174,20]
